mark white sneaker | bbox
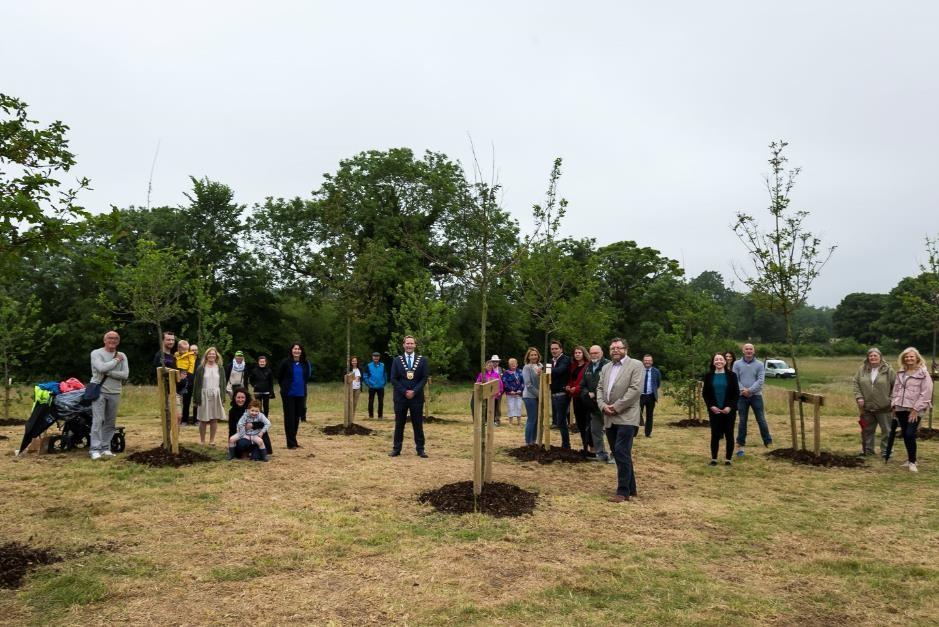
[90,451,102,460]
[909,463,918,473]
[101,450,116,458]
[901,461,911,468]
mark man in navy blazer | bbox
[389,335,429,458]
[640,354,662,437]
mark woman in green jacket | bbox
[852,347,895,458]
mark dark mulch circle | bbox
[505,444,588,465]
[0,434,7,440]
[423,415,456,424]
[0,418,25,426]
[126,445,213,468]
[768,447,866,468]
[418,480,537,517]
[0,542,61,589]
[918,427,939,441]
[669,418,710,428]
[321,423,375,436]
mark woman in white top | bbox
[193,346,227,446]
[349,356,362,418]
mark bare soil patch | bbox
[768,447,866,468]
[505,444,588,465]
[126,445,213,467]
[669,418,709,428]
[918,427,939,440]
[0,542,61,589]
[418,480,537,517]
[321,423,375,436]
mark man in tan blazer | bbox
[596,337,644,502]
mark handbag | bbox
[80,375,108,406]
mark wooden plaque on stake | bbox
[472,379,500,496]
[788,390,825,455]
[343,372,354,428]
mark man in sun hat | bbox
[226,350,248,395]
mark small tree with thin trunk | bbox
[0,293,51,419]
[733,141,836,450]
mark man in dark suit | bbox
[640,354,662,437]
[389,335,429,458]
[548,339,571,449]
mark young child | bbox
[228,400,271,461]
[501,357,525,425]
[174,340,197,425]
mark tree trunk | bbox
[784,312,806,450]
[479,278,488,374]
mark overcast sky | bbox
[3,1,937,306]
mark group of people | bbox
[87,330,933,501]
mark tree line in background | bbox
[2,93,936,391]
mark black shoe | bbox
[389,450,401,457]
[417,451,428,458]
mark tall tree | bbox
[833,293,888,344]
[733,141,836,450]
[0,293,50,418]
[0,93,90,275]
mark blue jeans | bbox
[551,392,571,449]
[895,411,919,463]
[737,394,772,446]
[605,423,637,496]
[523,397,539,445]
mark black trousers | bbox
[368,387,385,418]
[640,394,656,436]
[282,395,304,448]
[393,396,425,453]
[572,396,591,450]
[255,392,271,418]
[708,410,736,460]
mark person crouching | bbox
[228,400,271,461]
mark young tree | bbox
[0,293,51,419]
[107,240,188,350]
[733,141,836,450]
[388,272,463,373]
[0,94,90,276]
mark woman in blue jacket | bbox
[277,343,311,449]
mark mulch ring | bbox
[423,415,456,424]
[768,447,865,468]
[321,423,375,436]
[918,427,939,441]
[0,542,61,588]
[418,481,537,517]
[505,444,588,465]
[669,418,709,428]
[0,419,25,426]
[0,435,7,440]
[126,445,213,468]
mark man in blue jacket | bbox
[640,354,662,437]
[389,336,429,458]
[365,352,387,419]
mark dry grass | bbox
[1,358,937,625]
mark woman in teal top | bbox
[702,353,740,466]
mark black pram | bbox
[19,387,125,454]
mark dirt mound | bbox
[505,444,588,465]
[126,446,213,467]
[669,418,710,428]
[0,542,61,588]
[321,423,375,436]
[917,427,939,440]
[0,418,25,426]
[423,415,456,424]
[768,447,865,468]
[418,481,537,517]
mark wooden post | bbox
[343,372,354,428]
[929,373,938,429]
[537,366,552,449]
[695,381,704,421]
[168,369,180,454]
[812,396,822,457]
[788,391,798,450]
[425,376,432,417]
[472,380,499,496]
[156,368,169,450]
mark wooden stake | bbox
[156,368,169,450]
[473,383,483,496]
[484,382,496,484]
[813,397,822,457]
[788,391,798,450]
[168,369,180,454]
[343,372,354,428]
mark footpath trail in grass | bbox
[1,357,937,625]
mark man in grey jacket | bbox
[597,338,644,502]
[732,343,772,456]
[89,330,129,460]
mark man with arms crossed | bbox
[732,343,772,457]
[89,331,129,460]
[597,338,643,502]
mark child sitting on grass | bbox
[228,400,271,461]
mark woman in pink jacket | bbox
[890,347,934,473]
[475,357,505,425]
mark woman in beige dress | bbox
[193,346,227,445]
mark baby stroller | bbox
[18,386,126,454]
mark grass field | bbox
[1,356,937,625]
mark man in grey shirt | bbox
[89,330,129,459]
[731,343,772,456]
